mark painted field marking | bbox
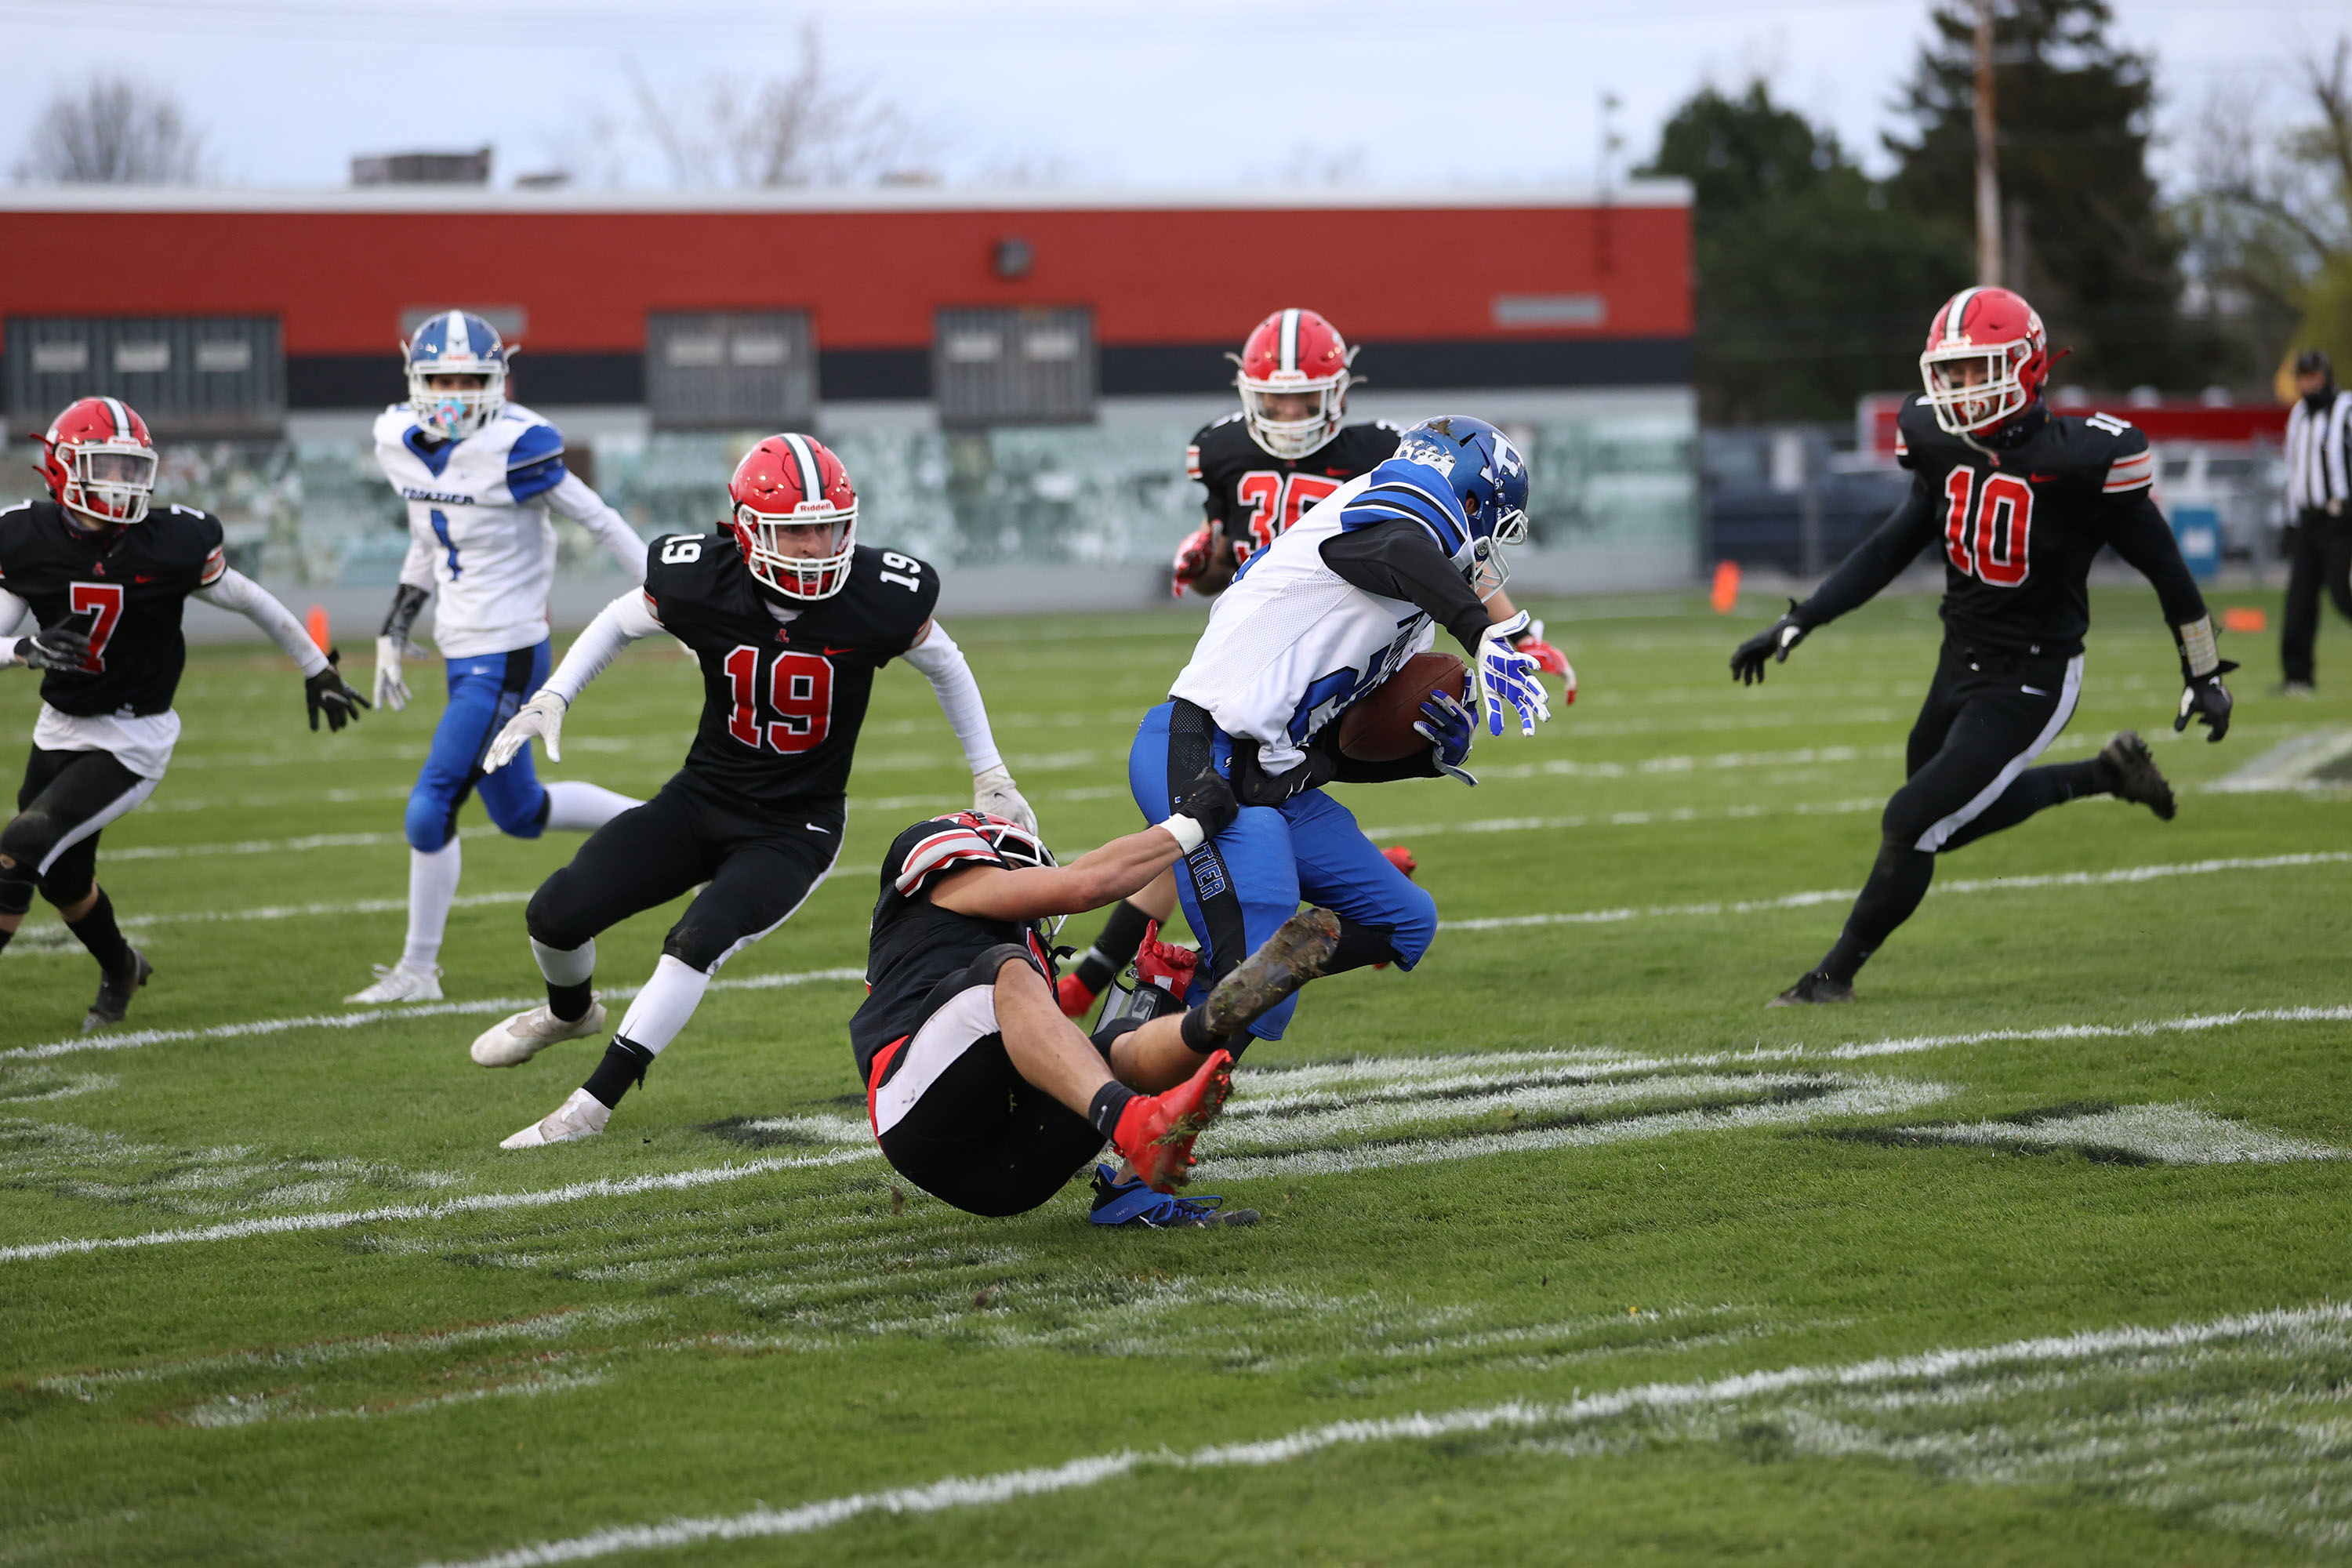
[102,825,503,862]
[1439,851,2352,932]
[417,1301,2352,1568]
[1856,1102,2344,1165]
[0,967,868,1063]
[11,891,534,951]
[1364,798,1880,840]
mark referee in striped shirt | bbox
[2281,349,2352,694]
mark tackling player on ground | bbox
[1057,310,1569,1017]
[1126,415,1561,1053]
[858,786,1341,1227]
[469,434,1038,1148]
[1730,286,2233,1004]
[349,311,647,1004]
[0,397,368,1029]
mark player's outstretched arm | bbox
[545,473,650,586]
[192,568,370,731]
[1731,479,1940,685]
[373,583,430,713]
[901,617,1039,833]
[484,589,661,771]
[2101,489,2236,742]
[931,768,1239,923]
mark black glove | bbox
[304,648,372,732]
[1730,599,1812,685]
[16,623,93,672]
[1173,765,1240,838]
[2175,659,2237,743]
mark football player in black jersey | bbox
[1730,287,2234,1004]
[0,397,368,1029]
[1057,308,1575,1018]
[857,788,1341,1222]
[468,434,1039,1147]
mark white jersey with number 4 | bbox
[372,401,646,659]
[1169,474,1437,775]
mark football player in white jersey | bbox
[1120,416,1565,1059]
[347,310,648,1004]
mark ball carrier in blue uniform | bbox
[349,311,647,1004]
[1126,416,1561,1060]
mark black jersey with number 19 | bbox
[641,536,940,812]
[0,499,227,717]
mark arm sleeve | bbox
[545,472,649,584]
[899,619,1005,775]
[400,517,436,593]
[0,586,31,664]
[541,589,662,705]
[192,568,330,677]
[2100,489,2209,627]
[1797,476,1942,626]
[1318,519,1492,654]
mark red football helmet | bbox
[1232,307,1356,459]
[40,396,157,525]
[726,433,857,600]
[1919,287,2050,437]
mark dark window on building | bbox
[4,316,284,437]
[646,311,815,431]
[934,307,1095,428]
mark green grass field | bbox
[5,586,2350,1566]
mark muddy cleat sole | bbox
[83,949,154,1030]
[471,1000,608,1067]
[1087,1164,1260,1228]
[1201,907,1341,1036]
[1768,970,1853,1007]
[1112,1048,1235,1192]
[500,1087,611,1149]
[2096,730,2176,821]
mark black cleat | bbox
[1201,908,1341,1036]
[2096,730,2175,821]
[1768,969,1853,1007]
[83,948,153,1031]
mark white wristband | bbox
[1160,814,1205,855]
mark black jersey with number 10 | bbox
[641,536,940,811]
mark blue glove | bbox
[1472,611,1551,737]
[1412,691,1478,786]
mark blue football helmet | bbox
[1393,415,1530,598]
[403,310,509,440]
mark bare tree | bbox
[14,77,208,184]
[617,24,932,189]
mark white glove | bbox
[1472,611,1552,737]
[973,764,1037,833]
[372,634,412,713]
[485,689,566,771]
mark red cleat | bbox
[1111,1048,1235,1192]
[1054,972,1099,1018]
[1381,845,1418,878]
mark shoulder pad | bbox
[506,421,564,468]
[1893,394,1946,469]
[2076,412,2152,493]
[644,532,734,598]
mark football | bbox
[1337,651,1468,761]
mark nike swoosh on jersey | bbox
[2029,473,2061,483]
[807,822,831,833]
[2021,684,2049,695]
[822,645,855,655]
[134,574,156,583]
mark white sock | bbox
[613,954,710,1055]
[402,840,463,971]
[531,936,596,986]
[543,781,639,833]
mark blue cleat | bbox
[1087,1164,1260,1229]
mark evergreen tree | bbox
[1642,82,1967,424]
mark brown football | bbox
[1337,651,1468,762]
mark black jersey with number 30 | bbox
[0,499,226,717]
[1186,413,1399,568]
[641,536,940,812]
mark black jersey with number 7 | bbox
[639,534,942,812]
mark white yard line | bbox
[1364,798,1881,840]
[418,1301,2352,1568]
[0,967,868,1063]
[1439,851,2352,931]
[0,1146,882,1265]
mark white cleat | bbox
[501,1087,610,1149]
[470,1000,608,1068]
[346,961,443,1004]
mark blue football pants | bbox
[1128,700,1436,1044]
[404,641,554,853]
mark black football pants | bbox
[2279,508,2352,686]
[5,746,158,908]
[1816,641,2104,985]
[524,776,840,975]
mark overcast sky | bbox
[1,0,2343,194]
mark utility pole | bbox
[1973,0,2002,287]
